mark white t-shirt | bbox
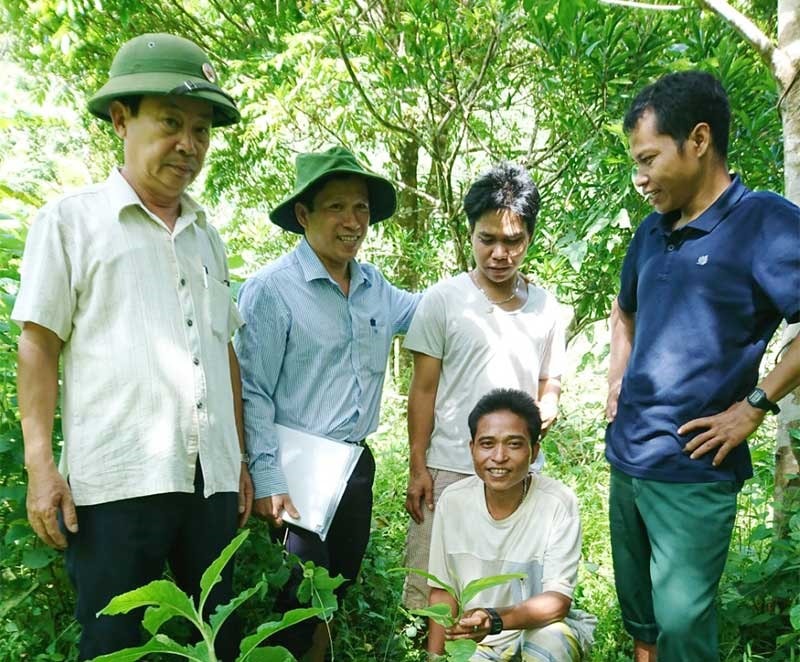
[12,170,243,505]
[403,273,566,474]
[428,474,581,649]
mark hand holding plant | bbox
[392,567,524,661]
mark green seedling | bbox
[89,529,326,662]
[391,567,525,661]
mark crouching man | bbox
[426,388,595,661]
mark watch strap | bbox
[483,607,503,635]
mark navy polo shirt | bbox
[606,176,800,483]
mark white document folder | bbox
[276,424,363,541]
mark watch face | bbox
[747,388,779,413]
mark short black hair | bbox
[295,173,365,212]
[463,163,541,235]
[468,388,542,446]
[623,71,730,159]
[116,95,143,116]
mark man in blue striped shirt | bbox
[235,146,419,659]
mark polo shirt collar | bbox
[106,168,207,228]
[296,237,370,289]
[654,174,747,236]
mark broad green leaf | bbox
[791,603,800,631]
[240,646,295,661]
[228,253,245,269]
[460,573,526,607]
[238,607,322,657]
[22,547,58,569]
[142,603,181,636]
[296,563,344,618]
[98,579,196,625]
[210,581,265,635]
[89,633,195,661]
[559,239,589,273]
[789,512,800,534]
[777,631,800,647]
[444,637,478,661]
[409,602,454,628]
[199,529,250,609]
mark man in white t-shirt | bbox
[403,163,567,610]
[426,388,594,661]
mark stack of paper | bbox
[276,424,363,541]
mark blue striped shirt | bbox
[235,238,420,498]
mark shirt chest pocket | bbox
[359,317,391,374]
[205,275,232,342]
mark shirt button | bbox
[667,244,675,251]
[196,401,203,409]
[180,278,186,286]
[193,357,200,366]
[187,319,193,327]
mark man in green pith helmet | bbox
[13,33,252,660]
[235,146,421,660]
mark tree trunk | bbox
[774,0,800,535]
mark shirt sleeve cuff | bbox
[250,462,289,499]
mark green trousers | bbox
[609,467,739,661]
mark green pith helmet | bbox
[270,146,397,234]
[88,33,240,127]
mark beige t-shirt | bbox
[403,273,566,474]
[12,169,243,505]
[428,474,581,649]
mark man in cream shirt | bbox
[13,33,252,659]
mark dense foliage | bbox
[1,1,797,659]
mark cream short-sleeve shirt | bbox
[12,170,243,505]
[428,474,582,649]
[403,273,567,474]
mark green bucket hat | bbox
[270,146,397,234]
[88,33,240,127]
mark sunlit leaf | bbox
[460,573,526,607]
[238,607,322,656]
[199,529,249,609]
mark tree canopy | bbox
[0,0,783,335]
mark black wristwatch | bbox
[483,607,503,635]
[746,387,780,414]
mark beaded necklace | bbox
[470,270,523,308]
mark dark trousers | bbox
[65,464,240,660]
[271,445,375,657]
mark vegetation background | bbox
[1,0,798,660]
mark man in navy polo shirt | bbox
[605,71,800,661]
